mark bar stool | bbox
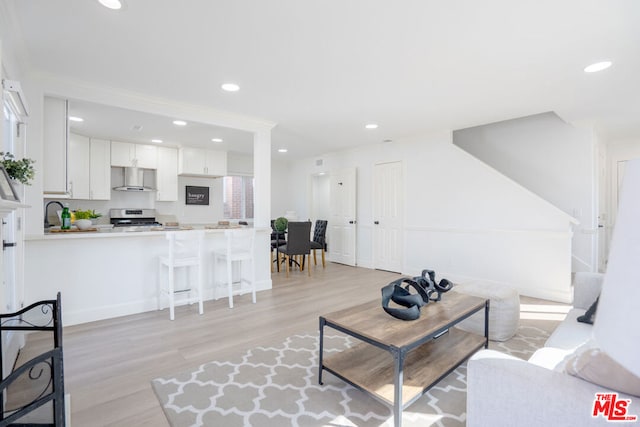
[158,230,205,320]
[213,229,256,308]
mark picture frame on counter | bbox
[0,166,20,202]
[185,185,209,205]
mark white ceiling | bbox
[5,0,640,158]
[66,100,255,152]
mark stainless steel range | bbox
[109,209,162,228]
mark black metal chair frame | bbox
[0,292,65,427]
[270,220,287,272]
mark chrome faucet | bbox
[44,201,64,228]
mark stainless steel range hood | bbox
[113,167,156,192]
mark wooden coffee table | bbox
[318,292,489,427]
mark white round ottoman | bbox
[453,281,520,342]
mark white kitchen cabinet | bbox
[178,147,227,177]
[68,134,90,199]
[67,134,111,200]
[89,138,111,200]
[43,97,69,196]
[156,146,178,201]
[111,141,157,169]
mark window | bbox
[223,175,254,220]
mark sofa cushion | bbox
[544,308,593,351]
[564,344,640,397]
[528,347,574,370]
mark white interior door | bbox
[2,95,26,377]
[597,144,607,272]
[2,102,21,314]
[373,161,403,273]
[329,168,357,266]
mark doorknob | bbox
[349,220,356,224]
[3,241,17,251]
[374,221,379,225]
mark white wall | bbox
[453,112,597,272]
[227,152,253,175]
[286,131,575,302]
[157,176,224,224]
[311,174,330,222]
[270,157,292,218]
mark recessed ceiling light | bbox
[365,123,378,129]
[211,138,223,143]
[221,83,240,92]
[68,116,84,122]
[584,61,612,73]
[98,0,122,10]
[173,120,187,126]
[278,148,288,153]
[151,139,163,143]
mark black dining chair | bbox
[277,221,312,277]
[310,220,328,268]
[270,219,287,273]
[270,219,286,242]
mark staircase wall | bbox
[453,112,598,272]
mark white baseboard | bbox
[63,279,272,326]
[66,393,71,427]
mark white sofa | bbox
[467,272,640,426]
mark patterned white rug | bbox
[152,322,553,427]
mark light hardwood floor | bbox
[20,263,566,426]
[27,262,403,426]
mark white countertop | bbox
[26,226,269,241]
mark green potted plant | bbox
[74,209,102,230]
[274,216,288,233]
[0,152,35,185]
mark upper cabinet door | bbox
[89,138,111,200]
[134,144,157,169]
[68,133,90,199]
[178,147,227,177]
[111,141,135,167]
[111,141,157,169]
[178,147,206,175]
[67,135,111,200]
[205,149,227,176]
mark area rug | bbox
[152,322,553,427]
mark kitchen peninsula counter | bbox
[24,227,272,325]
[26,225,267,241]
